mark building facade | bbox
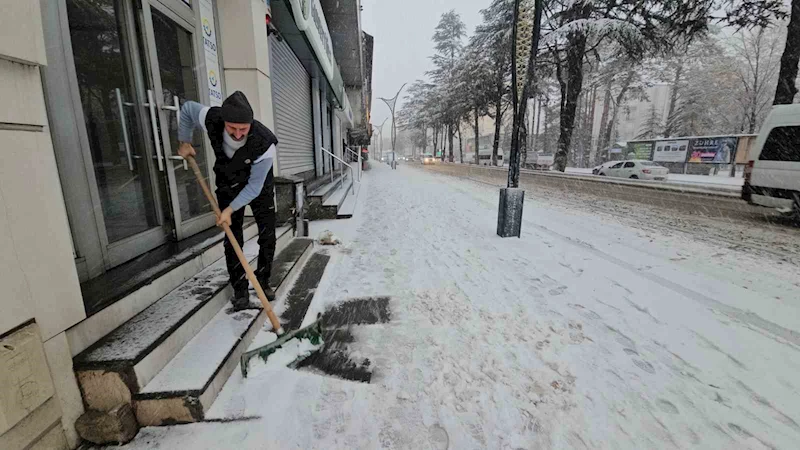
[0,0,371,448]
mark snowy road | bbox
[565,167,744,190]
[124,163,800,449]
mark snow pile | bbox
[318,230,340,245]
[245,337,322,379]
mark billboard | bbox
[653,140,689,162]
[735,135,757,164]
[629,142,654,160]
[688,137,737,164]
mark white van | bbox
[743,105,800,218]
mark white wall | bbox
[0,1,86,448]
[217,0,275,145]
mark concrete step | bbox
[204,251,332,421]
[308,177,354,220]
[73,236,313,414]
[132,240,317,425]
[336,181,360,219]
[134,307,264,426]
[66,223,292,359]
[307,173,345,203]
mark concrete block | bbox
[0,130,85,341]
[217,0,268,71]
[42,333,83,449]
[0,0,46,65]
[0,60,47,126]
[0,397,61,450]
[75,403,138,445]
[29,423,68,450]
[0,323,55,434]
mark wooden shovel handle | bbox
[186,155,283,334]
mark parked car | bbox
[422,153,436,165]
[743,105,800,219]
[598,160,669,180]
[592,161,618,175]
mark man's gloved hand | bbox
[177,142,196,159]
[217,206,234,228]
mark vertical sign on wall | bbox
[200,0,222,106]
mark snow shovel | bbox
[186,155,323,377]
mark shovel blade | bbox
[240,318,324,378]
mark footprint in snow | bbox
[632,359,656,374]
[656,399,679,414]
[427,424,449,450]
[549,286,568,296]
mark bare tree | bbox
[730,25,784,132]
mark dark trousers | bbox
[216,184,276,294]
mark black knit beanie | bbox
[221,91,254,124]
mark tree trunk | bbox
[601,69,635,155]
[432,125,439,157]
[542,100,550,154]
[584,86,597,166]
[457,122,464,163]
[492,100,502,166]
[583,85,597,166]
[448,123,454,162]
[421,126,427,154]
[474,107,480,165]
[775,0,800,105]
[532,97,541,154]
[664,62,683,137]
[571,90,586,167]
[597,80,612,152]
[554,32,588,172]
[520,113,529,168]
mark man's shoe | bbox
[230,288,260,312]
[262,285,276,302]
[254,277,276,302]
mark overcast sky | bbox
[360,0,490,132]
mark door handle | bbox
[146,89,164,171]
[115,88,134,171]
[161,95,180,118]
[168,155,189,171]
[161,95,187,170]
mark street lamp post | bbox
[373,118,388,161]
[379,83,406,170]
[497,0,544,238]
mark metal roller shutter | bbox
[269,36,315,176]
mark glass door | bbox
[137,0,216,240]
[65,0,217,272]
[66,0,170,268]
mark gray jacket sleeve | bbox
[178,101,209,142]
[229,144,276,211]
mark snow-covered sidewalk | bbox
[120,163,800,449]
